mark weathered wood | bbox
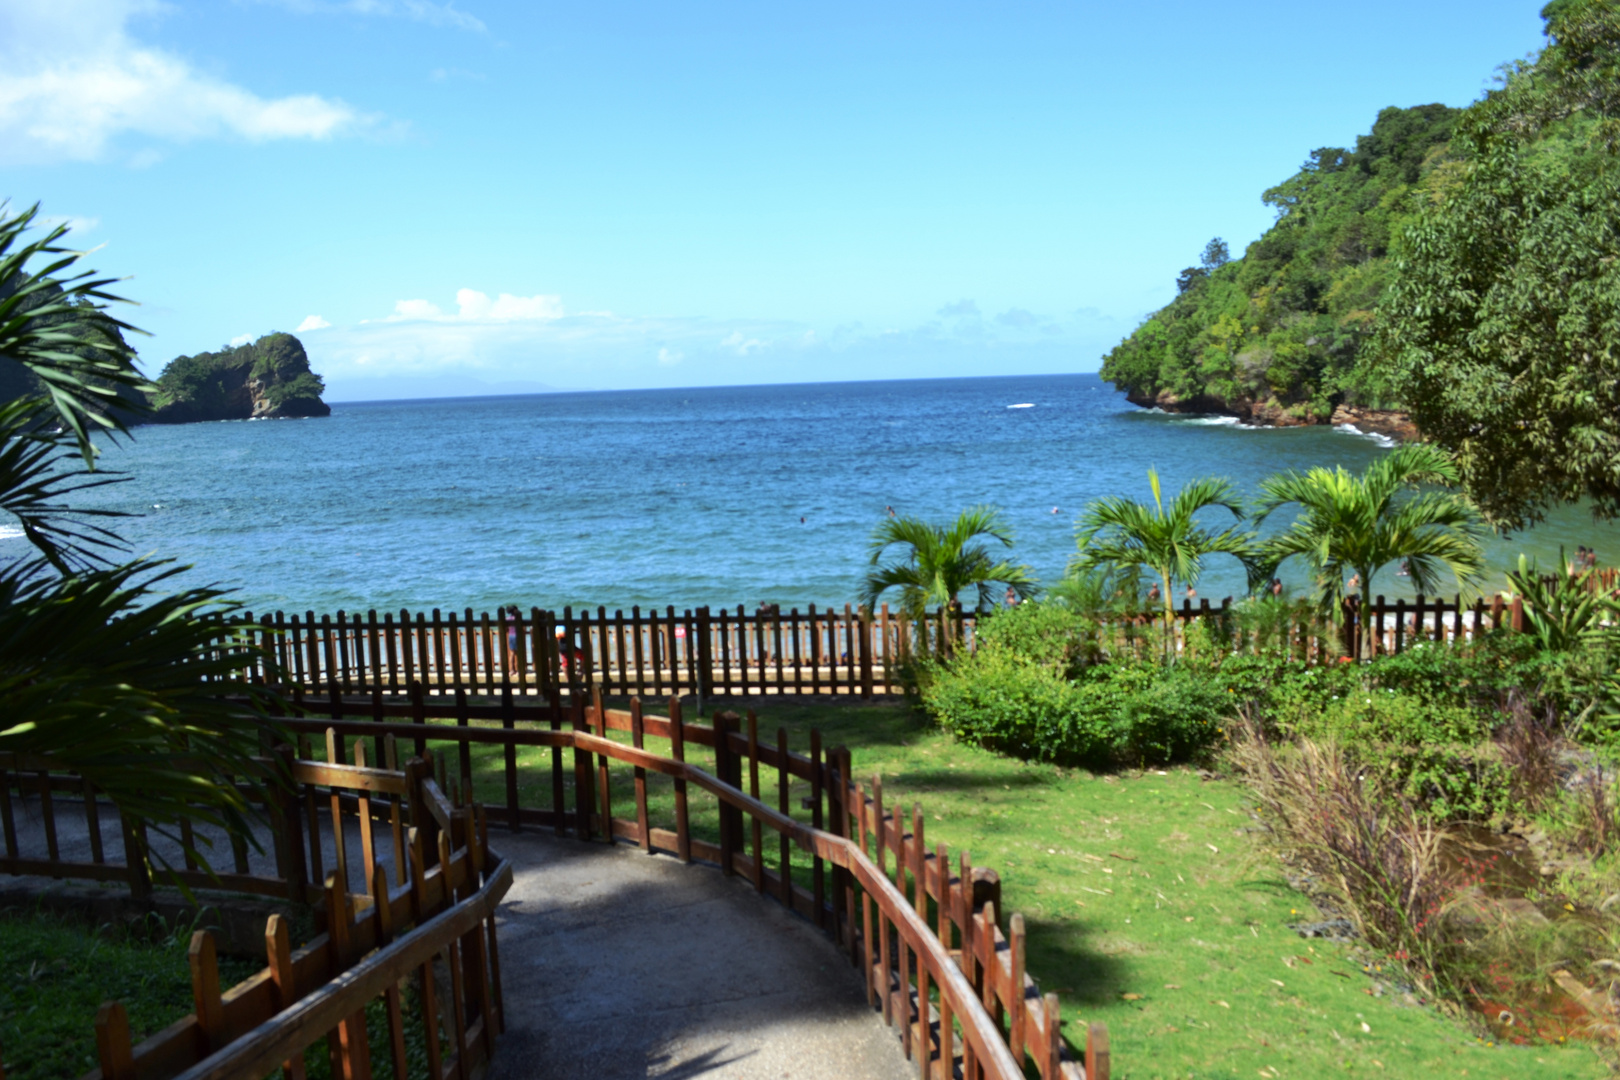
[670,698,692,862]
[95,1001,136,1080]
[748,712,764,893]
[188,932,226,1057]
[810,730,825,930]
[631,698,651,854]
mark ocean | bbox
[9,373,1610,615]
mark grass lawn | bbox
[0,908,259,1080]
[407,695,1611,1080]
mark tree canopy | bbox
[1101,104,1460,419]
[1375,0,1620,528]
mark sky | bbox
[0,0,1554,400]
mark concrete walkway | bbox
[487,831,911,1080]
[1,792,912,1080]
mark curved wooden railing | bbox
[4,747,512,1080]
[7,696,1108,1079]
[271,693,1110,1080]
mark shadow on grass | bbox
[867,767,1052,793]
[1021,913,1133,1009]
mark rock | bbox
[143,332,330,424]
[1124,387,1417,442]
[1289,917,1358,942]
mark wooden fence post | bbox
[714,712,741,876]
[94,1001,135,1080]
[695,606,713,715]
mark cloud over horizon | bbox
[299,288,1129,397]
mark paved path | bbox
[487,831,911,1080]
[2,793,911,1080]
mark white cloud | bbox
[392,298,443,319]
[720,330,765,355]
[389,289,565,322]
[296,314,332,331]
[297,288,1132,393]
[230,333,252,347]
[261,0,485,32]
[0,0,372,165]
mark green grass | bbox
[0,907,258,1080]
[393,696,1611,1080]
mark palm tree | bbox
[0,202,279,874]
[861,505,1036,618]
[1254,443,1484,656]
[1074,468,1258,633]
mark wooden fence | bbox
[207,591,1545,701]
[218,603,973,700]
[5,696,1110,1080]
[0,743,510,1080]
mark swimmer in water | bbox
[1051,506,1060,514]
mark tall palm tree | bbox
[861,505,1035,618]
[0,202,279,873]
[1254,443,1484,655]
[1074,468,1258,632]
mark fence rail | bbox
[5,695,1110,1080]
[1,744,511,1080]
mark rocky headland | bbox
[144,332,330,423]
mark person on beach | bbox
[1005,585,1018,608]
[1347,573,1361,595]
[504,605,523,674]
[1147,582,1161,604]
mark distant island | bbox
[144,332,330,423]
[1100,103,1457,438]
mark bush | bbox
[973,601,1093,676]
[920,648,1230,768]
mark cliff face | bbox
[1126,387,1419,442]
[145,333,330,424]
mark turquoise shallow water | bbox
[8,373,1612,614]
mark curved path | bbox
[487,831,912,1080]
[1,791,910,1079]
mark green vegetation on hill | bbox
[1377,0,1620,528]
[1100,103,1459,421]
[147,332,329,423]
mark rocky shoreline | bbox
[1125,389,1418,442]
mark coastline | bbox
[1123,388,1418,442]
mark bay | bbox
[8,373,1611,615]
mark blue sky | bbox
[1,0,1551,399]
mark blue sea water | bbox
[7,373,1611,614]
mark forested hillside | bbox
[1101,104,1460,427]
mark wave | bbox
[1335,423,1397,448]
[1006,403,1035,409]
[1173,415,1264,430]
[0,525,23,541]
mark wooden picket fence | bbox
[200,584,1566,705]
[213,603,976,700]
[0,742,510,1080]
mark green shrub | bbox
[922,648,1081,761]
[921,651,1230,768]
[973,601,1092,675]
